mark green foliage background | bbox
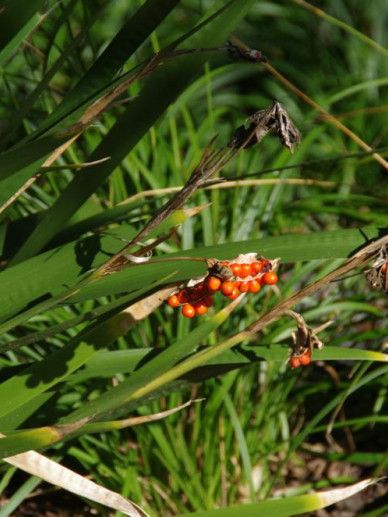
[0,0,387,515]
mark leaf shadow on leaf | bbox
[73,233,102,274]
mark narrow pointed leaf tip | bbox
[178,478,379,516]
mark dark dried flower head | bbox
[365,245,388,292]
[228,101,300,152]
[227,41,267,63]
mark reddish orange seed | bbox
[207,276,222,291]
[289,356,301,369]
[239,264,252,278]
[238,282,249,293]
[299,350,311,366]
[251,261,264,274]
[182,304,196,318]
[248,279,261,293]
[194,303,208,316]
[230,263,242,276]
[221,281,235,296]
[167,294,180,308]
[381,263,388,273]
[262,271,278,285]
[228,286,240,300]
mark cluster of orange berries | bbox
[167,256,279,318]
[288,348,312,369]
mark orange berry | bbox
[251,261,264,274]
[299,350,311,366]
[239,282,249,293]
[203,295,214,307]
[207,276,221,291]
[262,272,278,285]
[239,264,252,278]
[230,263,242,276]
[381,263,388,273]
[221,281,234,296]
[289,356,301,369]
[167,294,180,308]
[228,287,240,300]
[248,279,261,293]
[181,304,195,318]
[178,289,190,303]
[194,303,208,316]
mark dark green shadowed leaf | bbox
[0,275,173,424]
[58,299,242,426]
[0,0,179,213]
[0,206,198,326]
[29,0,180,141]
[0,0,45,52]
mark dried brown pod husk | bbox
[228,101,300,152]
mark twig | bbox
[117,178,334,205]
[40,156,111,171]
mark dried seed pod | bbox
[365,245,388,292]
[228,102,300,152]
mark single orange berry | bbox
[381,263,388,274]
[248,279,261,293]
[221,281,234,296]
[230,263,242,276]
[194,303,208,316]
[167,294,180,308]
[228,286,240,300]
[289,356,301,369]
[207,276,222,291]
[239,282,249,293]
[299,350,311,366]
[262,271,278,285]
[181,304,196,318]
[239,264,252,278]
[203,295,214,307]
[178,289,190,303]
[251,261,264,274]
